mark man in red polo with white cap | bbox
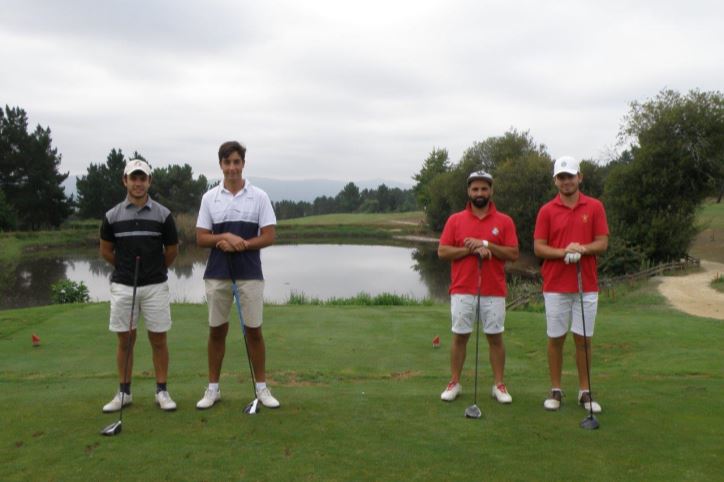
[438,171,519,404]
[534,156,609,413]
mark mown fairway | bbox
[1,280,722,481]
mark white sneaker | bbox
[196,388,221,409]
[256,386,280,408]
[578,390,602,414]
[440,381,462,401]
[102,392,132,413]
[544,389,563,411]
[155,390,177,411]
[491,383,513,404]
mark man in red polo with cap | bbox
[438,171,519,404]
[534,155,609,413]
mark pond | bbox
[1,244,453,309]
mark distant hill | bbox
[61,175,412,203]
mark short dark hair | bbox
[218,141,246,163]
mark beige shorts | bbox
[109,282,172,333]
[205,279,264,328]
[544,292,598,338]
[451,294,506,335]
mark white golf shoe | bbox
[440,381,462,401]
[196,388,221,409]
[544,389,563,411]
[102,392,132,413]
[256,386,280,408]
[578,390,602,414]
[155,391,177,411]
[491,383,513,404]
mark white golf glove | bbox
[564,252,582,264]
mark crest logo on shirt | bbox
[582,214,589,223]
[491,227,499,236]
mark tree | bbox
[422,129,550,233]
[335,182,361,212]
[150,163,208,214]
[605,89,724,261]
[0,106,72,229]
[494,154,556,253]
[76,148,128,219]
[412,148,449,210]
[0,189,17,230]
[459,129,547,175]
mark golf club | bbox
[227,254,260,415]
[101,256,140,436]
[576,261,599,430]
[465,255,483,419]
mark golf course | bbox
[1,276,722,480]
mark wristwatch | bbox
[482,240,489,249]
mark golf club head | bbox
[464,404,482,419]
[580,415,600,430]
[243,398,260,415]
[100,420,122,436]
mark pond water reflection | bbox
[1,244,452,309]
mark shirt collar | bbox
[124,195,153,211]
[554,191,589,208]
[465,200,497,218]
[220,179,252,198]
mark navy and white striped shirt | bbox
[196,181,276,280]
[100,197,178,286]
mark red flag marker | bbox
[432,335,440,348]
[32,334,40,347]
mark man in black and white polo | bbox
[99,159,179,412]
[194,141,280,410]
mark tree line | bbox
[412,88,724,274]
[273,182,416,220]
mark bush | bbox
[51,279,90,304]
[598,237,649,276]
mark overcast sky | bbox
[2,0,722,183]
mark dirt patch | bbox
[269,371,326,387]
[656,260,724,320]
[389,370,422,380]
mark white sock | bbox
[255,382,267,391]
[209,383,219,392]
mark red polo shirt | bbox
[534,192,609,293]
[439,202,518,296]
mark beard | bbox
[470,196,489,208]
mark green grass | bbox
[691,199,724,262]
[1,282,722,481]
[711,272,724,293]
[278,211,424,226]
[275,211,433,245]
[0,224,98,264]
[697,199,724,229]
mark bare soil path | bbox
[657,260,724,320]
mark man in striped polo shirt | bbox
[195,141,280,410]
[100,159,179,412]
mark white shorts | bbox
[544,292,598,338]
[205,279,264,328]
[451,295,506,335]
[109,282,172,333]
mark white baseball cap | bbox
[124,159,151,176]
[467,170,493,185]
[553,156,579,177]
